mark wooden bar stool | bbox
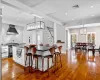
[54,46,62,68]
[45,47,55,76]
[24,46,33,73]
[31,47,41,70]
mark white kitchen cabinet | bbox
[2,46,8,58]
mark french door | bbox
[87,32,96,44]
[70,33,77,48]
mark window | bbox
[87,32,96,44]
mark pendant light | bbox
[79,20,87,35]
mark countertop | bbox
[1,43,26,47]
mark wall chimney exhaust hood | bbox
[7,24,18,35]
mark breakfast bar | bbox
[12,45,53,71]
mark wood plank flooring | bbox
[2,50,100,80]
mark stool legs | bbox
[42,57,44,71]
[29,56,31,72]
[47,57,49,77]
[24,55,27,71]
[59,54,62,67]
[54,53,62,71]
[24,55,33,73]
[31,55,33,72]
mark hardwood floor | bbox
[2,50,100,80]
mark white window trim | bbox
[70,33,78,47]
[70,33,78,42]
[86,32,96,43]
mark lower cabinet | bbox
[2,46,8,58]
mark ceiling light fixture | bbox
[65,13,68,15]
[79,20,87,35]
[92,15,94,17]
[72,19,74,20]
[27,21,45,31]
[90,6,94,8]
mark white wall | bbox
[56,24,66,53]
[2,23,24,44]
[70,26,100,48]
[23,27,44,45]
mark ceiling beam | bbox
[2,0,62,25]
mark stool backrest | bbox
[29,44,36,48]
[49,47,55,55]
[31,47,37,55]
[58,46,62,53]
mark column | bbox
[0,5,2,80]
[54,23,57,44]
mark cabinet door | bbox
[2,46,8,58]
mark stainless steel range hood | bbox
[7,24,18,35]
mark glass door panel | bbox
[71,34,77,48]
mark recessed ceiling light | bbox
[90,6,94,8]
[72,19,74,20]
[65,13,68,15]
[92,15,94,17]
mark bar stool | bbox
[54,46,62,67]
[41,47,55,77]
[33,46,55,77]
[31,47,41,70]
[24,46,33,73]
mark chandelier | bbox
[26,21,45,31]
[79,20,87,35]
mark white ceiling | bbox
[2,3,54,27]
[17,0,100,23]
[1,0,100,26]
[2,3,42,26]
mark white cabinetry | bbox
[2,46,8,58]
[13,46,25,66]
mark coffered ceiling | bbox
[1,0,100,26]
[17,0,100,23]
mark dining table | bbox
[75,43,95,52]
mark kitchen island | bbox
[12,45,53,71]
